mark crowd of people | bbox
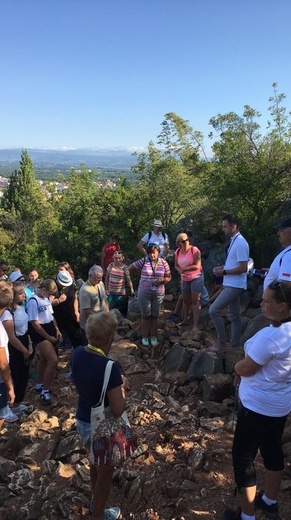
[0,216,290,520]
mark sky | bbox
[1,0,291,155]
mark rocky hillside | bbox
[0,307,290,520]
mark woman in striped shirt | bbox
[105,251,134,310]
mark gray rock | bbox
[186,350,224,381]
[162,344,193,373]
[54,432,84,460]
[240,313,270,346]
[197,400,231,418]
[202,373,234,402]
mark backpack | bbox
[148,230,166,243]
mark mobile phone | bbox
[253,269,266,276]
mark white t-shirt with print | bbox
[27,295,54,324]
[0,321,9,384]
[141,231,169,257]
[239,322,291,417]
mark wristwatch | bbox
[223,269,227,276]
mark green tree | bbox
[207,85,291,261]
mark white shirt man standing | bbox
[209,214,250,352]
[263,218,291,289]
[137,220,169,258]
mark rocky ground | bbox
[0,305,290,520]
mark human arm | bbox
[105,267,110,293]
[162,242,170,259]
[0,348,15,405]
[233,355,262,377]
[125,269,134,296]
[180,251,202,273]
[51,293,67,306]
[107,385,126,417]
[214,260,248,277]
[73,294,80,322]
[137,239,148,257]
[2,320,30,359]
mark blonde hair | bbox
[39,279,57,294]
[176,233,188,246]
[86,312,118,346]
[0,281,13,309]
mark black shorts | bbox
[29,321,57,346]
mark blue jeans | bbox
[209,286,244,346]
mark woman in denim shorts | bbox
[128,244,171,347]
[175,233,204,331]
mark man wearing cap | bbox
[263,218,291,289]
[137,220,169,258]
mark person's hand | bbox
[176,267,183,275]
[49,335,58,344]
[23,349,30,360]
[130,290,135,297]
[75,311,80,323]
[213,265,224,276]
[7,386,15,405]
[59,293,67,303]
[55,329,62,340]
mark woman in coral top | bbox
[175,233,204,330]
[101,234,121,273]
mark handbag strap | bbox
[93,360,113,408]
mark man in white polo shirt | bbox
[137,219,169,259]
[263,218,291,289]
[209,214,250,352]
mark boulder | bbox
[202,373,234,402]
[186,350,224,381]
[162,344,193,373]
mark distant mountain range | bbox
[0,148,140,170]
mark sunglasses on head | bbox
[148,243,159,249]
[270,281,288,303]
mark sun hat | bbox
[9,272,26,283]
[153,219,163,227]
[57,270,73,287]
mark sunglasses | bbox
[179,239,189,243]
[148,243,159,249]
[270,281,288,303]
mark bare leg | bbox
[191,292,201,330]
[239,485,256,516]
[90,464,115,520]
[150,316,158,337]
[180,294,191,325]
[140,316,150,339]
[0,418,5,430]
[264,469,284,500]
[37,341,58,390]
[173,294,183,315]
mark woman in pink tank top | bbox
[174,233,204,331]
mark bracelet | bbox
[223,269,227,276]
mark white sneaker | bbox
[12,404,29,415]
[5,408,19,423]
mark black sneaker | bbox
[222,507,242,520]
[255,490,279,519]
[40,391,52,405]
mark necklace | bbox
[87,344,106,356]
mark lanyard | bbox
[87,344,106,356]
[225,233,240,259]
[87,279,101,300]
[148,257,157,278]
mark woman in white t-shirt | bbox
[1,285,33,422]
[27,279,61,406]
[224,280,291,520]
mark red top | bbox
[102,243,120,269]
